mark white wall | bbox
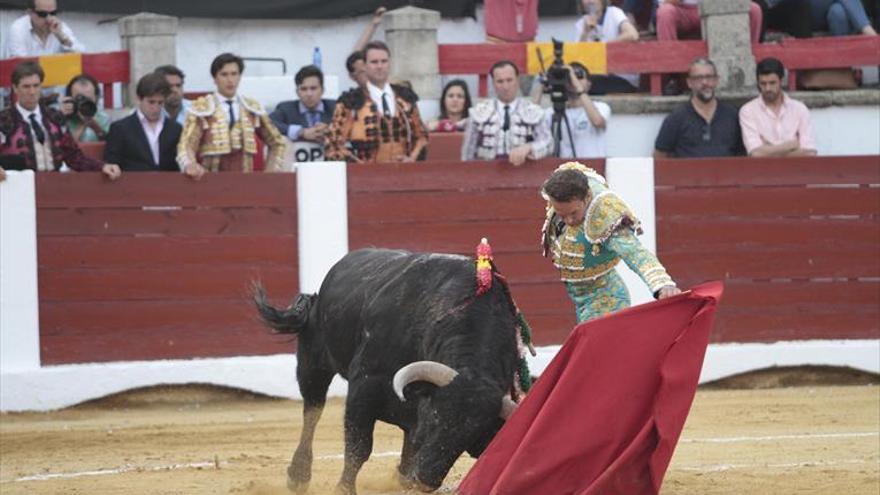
[0,7,575,95]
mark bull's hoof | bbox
[397,472,439,493]
[333,482,356,495]
[415,479,440,493]
[286,476,310,494]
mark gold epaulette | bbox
[584,191,641,244]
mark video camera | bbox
[540,38,569,113]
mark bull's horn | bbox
[393,361,459,401]
[500,396,518,420]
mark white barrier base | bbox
[0,354,346,413]
[2,339,877,412]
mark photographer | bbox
[61,74,110,142]
[535,62,610,158]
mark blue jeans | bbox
[811,0,872,35]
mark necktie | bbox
[226,100,235,128]
[381,93,391,118]
[29,114,45,144]
[502,105,511,131]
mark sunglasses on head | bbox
[33,9,59,18]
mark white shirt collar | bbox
[495,98,519,114]
[16,102,41,121]
[366,81,395,116]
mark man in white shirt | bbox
[3,0,85,58]
[461,60,552,166]
[542,63,610,159]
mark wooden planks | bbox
[36,173,299,365]
[657,157,880,343]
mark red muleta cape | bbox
[458,281,723,495]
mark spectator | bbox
[270,65,336,143]
[654,58,744,158]
[3,0,84,58]
[811,0,877,35]
[177,53,287,179]
[0,61,120,180]
[755,0,812,39]
[621,0,658,32]
[657,0,762,43]
[346,51,368,89]
[326,41,428,163]
[352,7,387,52]
[575,0,641,94]
[426,79,472,133]
[461,60,551,165]
[343,7,387,91]
[154,65,192,126]
[103,73,182,172]
[543,63,610,158]
[61,74,110,143]
[739,57,817,157]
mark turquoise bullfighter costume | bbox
[542,162,676,323]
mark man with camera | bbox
[3,0,84,58]
[461,60,551,166]
[61,74,110,143]
[0,61,121,181]
[535,62,610,158]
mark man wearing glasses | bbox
[653,58,744,159]
[4,0,84,58]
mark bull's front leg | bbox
[288,367,335,493]
[396,428,419,489]
[335,378,383,495]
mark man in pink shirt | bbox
[739,57,817,157]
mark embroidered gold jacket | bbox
[176,94,286,172]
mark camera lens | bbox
[74,95,98,119]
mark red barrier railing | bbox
[1,51,129,108]
[656,155,880,343]
[33,155,879,364]
[439,36,880,96]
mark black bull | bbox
[254,248,521,494]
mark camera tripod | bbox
[549,99,577,159]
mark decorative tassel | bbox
[475,237,494,296]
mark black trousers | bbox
[588,74,639,95]
[756,0,813,39]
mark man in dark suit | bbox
[270,65,336,144]
[104,72,182,171]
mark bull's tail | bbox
[252,282,315,334]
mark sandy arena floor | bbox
[1,383,878,495]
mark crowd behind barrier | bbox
[1,0,878,177]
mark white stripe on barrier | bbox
[296,161,349,294]
[0,170,41,372]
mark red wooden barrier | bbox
[754,35,880,91]
[439,37,878,96]
[36,173,298,365]
[655,155,880,344]
[347,158,607,345]
[426,132,465,161]
[1,51,129,108]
